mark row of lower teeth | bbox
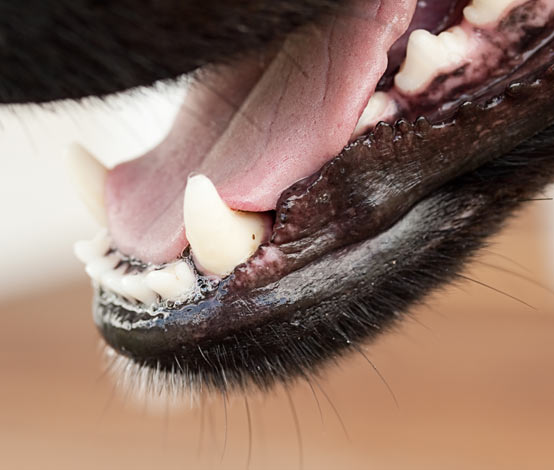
[74,229,200,305]
[354,0,554,136]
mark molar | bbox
[66,143,108,225]
[183,174,268,276]
[463,0,526,27]
[394,27,469,95]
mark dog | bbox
[2,0,554,396]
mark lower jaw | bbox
[78,1,554,391]
[96,122,554,392]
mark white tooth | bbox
[183,174,267,276]
[463,0,524,26]
[395,27,469,95]
[85,255,119,282]
[73,229,110,264]
[67,143,108,225]
[175,262,196,285]
[121,273,158,305]
[145,263,195,300]
[101,269,127,298]
[353,92,396,137]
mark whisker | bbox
[476,261,554,297]
[244,395,253,470]
[98,380,119,424]
[220,391,229,463]
[96,351,118,383]
[481,250,533,274]
[312,378,350,441]
[284,386,304,470]
[162,392,170,450]
[306,379,324,426]
[517,197,553,202]
[196,394,206,457]
[456,273,536,310]
[353,345,399,408]
[207,401,217,453]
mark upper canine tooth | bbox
[463,0,524,26]
[67,143,108,225]
[394,27,469,95]
[183,174,268,276]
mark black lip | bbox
[94,62,554,392]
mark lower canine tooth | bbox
[73,229,110,263]
[353,92,396,137]
[67,143,108,225]
[395,27,469,94]
[463,0,524,26]
[183,174,267,276]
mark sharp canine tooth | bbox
[67,143,108,225]
[395,27,468,94]
[463,0,522,26]
[183,175,267,276]
[73,229,110,263]
[145,263,195,300]
[121,273,158,305]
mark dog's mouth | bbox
[73,0,554,391]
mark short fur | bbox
[0,0,338,103]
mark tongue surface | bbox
[105,0,416,264]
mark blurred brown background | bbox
[2,197,554,470]
[1,98,554,469]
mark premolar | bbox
[395,27,469,94]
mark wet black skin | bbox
[3,0,554,392]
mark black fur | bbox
[0,0,338,103]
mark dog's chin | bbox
[38,0,554,394]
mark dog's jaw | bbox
[5,0,552,393]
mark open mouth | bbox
[73,0,554,392]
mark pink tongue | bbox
[105,0,416,264]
